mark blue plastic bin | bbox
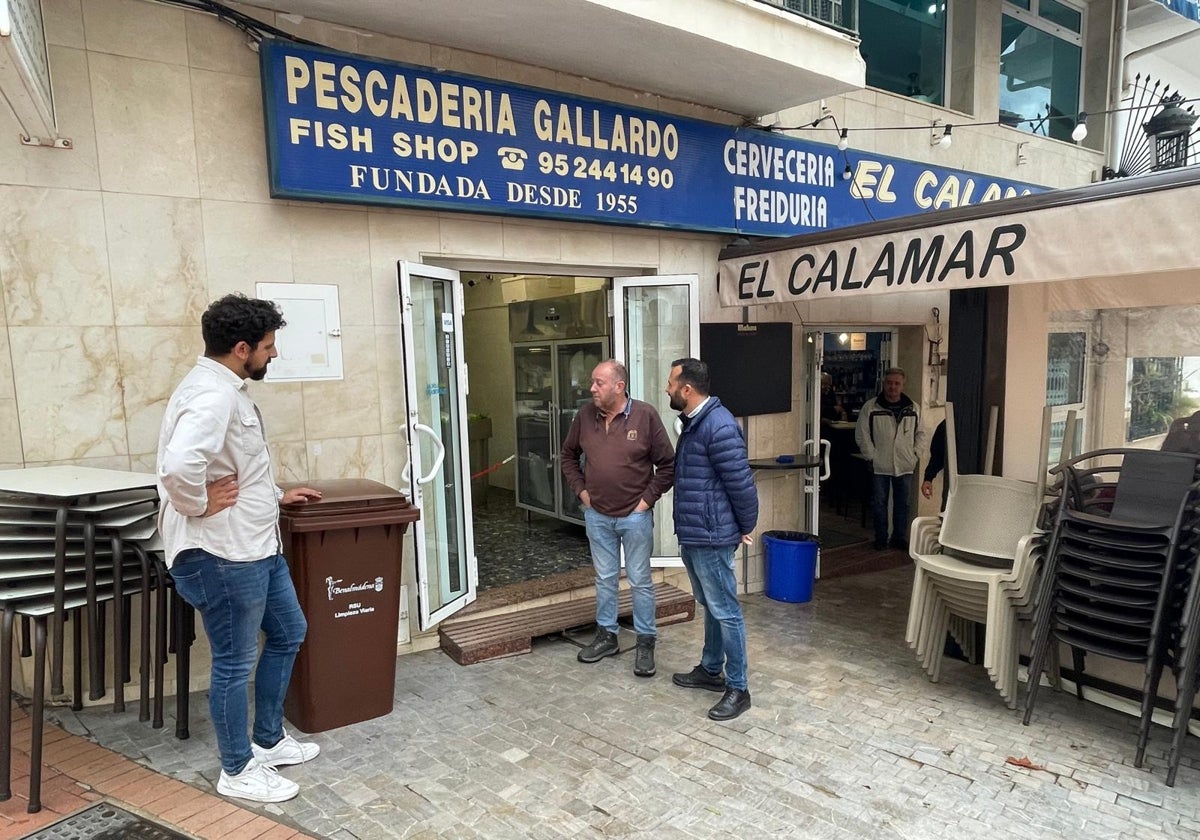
[762,531,818,603]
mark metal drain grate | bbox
[25,802,191,839]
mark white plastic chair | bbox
[904,406,1049,708]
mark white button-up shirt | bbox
[157,357,281,566]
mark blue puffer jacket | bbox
[672,397,759,547]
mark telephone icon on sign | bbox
[497,147,528,171]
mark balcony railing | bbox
[754,0,859,34]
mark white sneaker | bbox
[217,758,300,803]
[251,727,321,768]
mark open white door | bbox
[803,330,831,577]
[612,274,700,567]
[398,262,477,629]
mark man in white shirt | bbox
[157,294,322,804]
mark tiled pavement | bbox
[10,565,1200,838]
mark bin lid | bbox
[762,530,818,543]
[279,479,416,519]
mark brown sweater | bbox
[560,398,675,517]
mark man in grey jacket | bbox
[855,367,924,551]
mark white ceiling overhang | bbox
[245,0,865,117]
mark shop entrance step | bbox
[438,582,695,665]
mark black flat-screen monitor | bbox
[698,322,793,417]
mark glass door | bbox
[398,262,476,629]
[555,338,607,522]
[513,344,555,516]
[612,274,699,566]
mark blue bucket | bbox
[762,531,818,603]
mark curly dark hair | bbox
[201,294,286,356]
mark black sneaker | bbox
[708,688,752,721]
[671,665,726,692]
[873,540,888,551]
[577,628,620,663]
[633,634,656,677]
[889,537,908,551]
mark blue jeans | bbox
[871,473,913,545]
[170,550,307,775]
[680,545,748,690]
[582,507,656,637]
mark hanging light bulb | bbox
[1071,112,1088,143]
[837,128,849,151]
[937,123,953,149]
[842,163,852,181]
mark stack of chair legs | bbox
[1023,448,1200,780]
[1164,518,1200,785]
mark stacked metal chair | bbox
[1022,448,1200,782]
[0,468,194,813]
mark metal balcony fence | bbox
[755,0,859,34]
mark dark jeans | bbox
[871,473,913,545]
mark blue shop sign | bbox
[260,41,1044,237]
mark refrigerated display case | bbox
[514,337,608,524]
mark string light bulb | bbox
[842,163,852,181]
[837,128,849,151]
[933,123,953,149]
[1071,112,1088,143]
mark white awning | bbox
[717,168,1200,308]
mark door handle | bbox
[413,422,446,485]
[819,438,831,481]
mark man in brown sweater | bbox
[561,359,675,677]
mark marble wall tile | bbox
[356,33,433,66]
[201,200,294,298]
[611,233,660,268]
[115,326,199,457]
[129,452,156,473]
[0,186,113,326]
[43,0,84,48]
[367,212,442,326]
[380,432,407,494]
[301,328,380,440]
[185,11,261,77]
[0,329,12,403]
[429,47,498,80]
[104,194,208,326]
[289,206,374,325]
[658,236,719,277]
[274,16,358,53]
[374,325,407,436]
[559,229,615,266]
[0,399,24,464]
[0,47,101,190]
[307,435,385,482]
[89,52,199,197]
[272,441,310,483]
[9,326,127,462]
[249,380,306,443]
[192,70,271,203]
[82,0,188,65]
[439,216,503,258]
[502,223,562,262]
[24,454,133,471]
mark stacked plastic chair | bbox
[905,405,1049,708]
[1165,513,1200,785]
[1022,448,1200,779]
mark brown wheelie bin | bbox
[278,479,420,733]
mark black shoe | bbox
[577,628,620,663]
[708,688,752,721]
[634,634,656,677]
[889,537,908,551]
[671,665,726,692]
[873,540,888,551]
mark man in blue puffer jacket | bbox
[666,357,759,721]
